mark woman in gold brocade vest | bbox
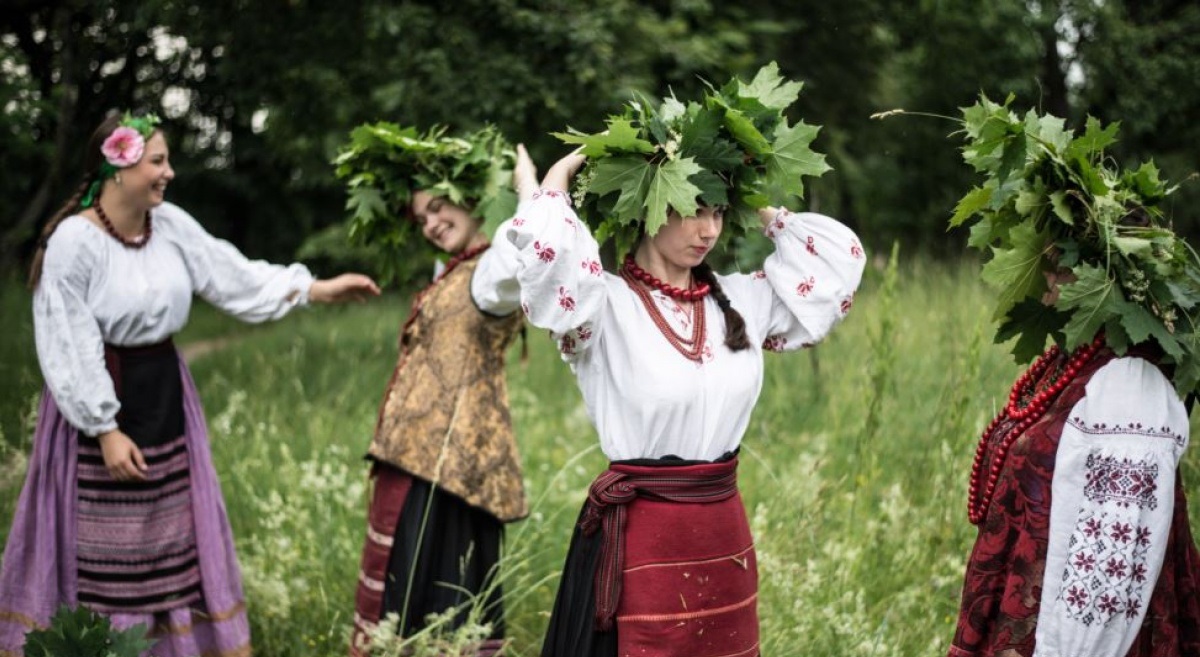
[349,180,525,656]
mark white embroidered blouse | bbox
[33,201,315,437]
[1035,357,1190,657]
[472,190,866,461]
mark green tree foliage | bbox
[1,0,1197,286]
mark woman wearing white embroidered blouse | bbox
[473,66,865,657]
[0,111,378,657]
[945,103,1200,657]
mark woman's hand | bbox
[540,150,586,193]
[309,273,381,304]
[97,430,148,482]
[757,206,782,229]
[514,144,539,203]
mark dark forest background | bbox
[2,0,1197,285]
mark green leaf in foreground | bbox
[981,222,1048,321]
[643,157,704,234]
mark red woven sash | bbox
[579,459,739,631]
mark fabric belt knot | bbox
[579,459,740,632]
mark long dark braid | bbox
[27,113,125,289]
[27,179,95,289]
[692,262,750,351]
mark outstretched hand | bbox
[309,273,381,304]
[540,149,586,193]
[514,144,539,203]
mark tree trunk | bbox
[1,8,80,273]
[1038,0,1071,119]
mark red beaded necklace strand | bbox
[95,202,152,249]
[620,266,708,362]
[621,254,710,302]
[966,334,1105,524]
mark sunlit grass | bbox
[4,254,1200,656]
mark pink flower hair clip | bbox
[81,112,162,208]
[101,126,147,168]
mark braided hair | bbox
[692,261,750,351]
[28,113,133,289]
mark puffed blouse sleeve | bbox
[159,203,315,322]
[33,221,119,436]
[721,209,865,353]
[1034,357,1189,657]
[472,189,608,358]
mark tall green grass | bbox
[3,255,1200,656]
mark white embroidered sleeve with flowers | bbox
[719,209,866,353]
[472,189,607,360]
[1034,357,1189,657]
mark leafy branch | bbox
[884,94,1200,394]
[556,62,830,259]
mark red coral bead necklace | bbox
[95,202,152,249]
[966,334,1105,525]
[621,254,710,301]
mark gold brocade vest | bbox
[368,258,527,522]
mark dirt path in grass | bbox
[179,336,239,363]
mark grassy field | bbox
[3,253,1200,656]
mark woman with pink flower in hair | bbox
[0,111,379,656]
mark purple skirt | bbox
[0,354,250,657]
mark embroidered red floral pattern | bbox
[559,334,576,355]
[557,286,575,311]
[949,349,1200,657]
[797,276,815,297]
[535,240,556,263]
[762,335,787,352]
[1057,508,1154,626]
[1083,453,1160,510]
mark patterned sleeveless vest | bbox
[368,258,527,522]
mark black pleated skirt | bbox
[381,473,507,639]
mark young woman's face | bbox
[647,205,724,270]
[411,190,481,254]
[118,131,174,208]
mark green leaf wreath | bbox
[553,62,831,259]
[331,123,517,283]
[919,94,1200,395]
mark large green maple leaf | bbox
[643,157,703,234]
[981,222,1048,320]
[995,298,1068,363]
[738,61,804,111]
[762,120,829,205]
[1056,263,1123,348]
[588,156,654,223]
[1065,116,1119,161]
[552,118,654,157]
[346,188,387,226]
[950,185,993,228]
[679,107,743,173]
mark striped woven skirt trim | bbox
[76,433,202,614]
[350,464,413,657]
